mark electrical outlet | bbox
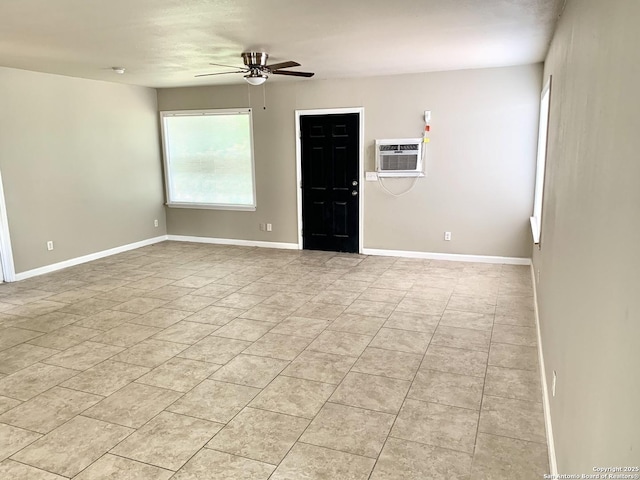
[154,219,159,227]
[552,370,557,397]
[47,241,54,251]
[266,223,272,232]
[537,269,541,283]
[259,223,265,231]
[444,231,452,241]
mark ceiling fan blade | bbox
[267,60,300,71]
[195,70,247,77]
[209,62,246,70]
[272,70,315,78]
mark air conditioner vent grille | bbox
[380,155,418,171]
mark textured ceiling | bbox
[0,0,563,88]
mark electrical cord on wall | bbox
[377,175,420,197]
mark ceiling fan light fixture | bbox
[244,73,267,86]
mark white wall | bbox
[159,64,542,259]
[0,67,166,274]
[534,0,640,471]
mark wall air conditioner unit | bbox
[375,138,424,177]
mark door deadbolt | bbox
[351,190,358,196]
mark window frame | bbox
[159,108,257,211]
[530,76,552,245]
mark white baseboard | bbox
[530,264,558,475]
[14,236,168,281]
[167,235,300,251]
[362,248,531,265]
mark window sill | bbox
[166,202,256,212]
[530,216,540,244]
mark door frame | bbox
[0,171,16,282]
[295,107,365,254]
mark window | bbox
[530,77,551,244]
[160,108,256,210]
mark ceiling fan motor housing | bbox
[242,52,268,68]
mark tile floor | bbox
[0,241,549,479]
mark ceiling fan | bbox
[196,52,314,85]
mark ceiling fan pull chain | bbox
[247,83,251,108]
[262,83,267,110]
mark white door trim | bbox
[0,171,16,282]
[295,107,365,254]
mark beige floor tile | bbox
[111,339,186,368]
[183,305,244,325]
[327,313,386,335]
[422,344,488,377]
[172,448,275,480]
[0,327,44,351]
[243,333,311,361]
[83,382,182,428]
[172,275,217,289]
[74,310,138,331]
[391,398,478,453]
[210,354,288,388]
[488,343,539,371]
[262,292,314,309]
[90,323,162,347]
[329,372,410,414]
[344,299,395,318]
[61,360,149,396]
[74,454,174,479]
[293,301,346,320]
[269,316,329,338]
[446,294,497,315]
[492,324,537,347]
[370,437,473,480]
[14,312,82,333]
[0,362,78,400]
[206,407,309,465]
[127,276,175,291]
[0,386,101,433]
[310,289,360,306]
[5,300,67,318]
[495,295,535,321]
[383,311,439,333]
[0,395,21,414]
[369,327,431,354]
[270,442,375,480]
[136,357,220,392]
[281,350,357,384]
[301,402,394,458]
[211,318,273,341]
[352,347,422,381]
[485,365,542,401]
[42,341,124,371]
[440,310,494,331]
[178,336,252,364]
[250,375,335,418]
[111,297,169,314]
[128,307,190,328]
[26,325,101,350]
[408,370,484,410]
[111,411,222,471]
[168,379,260,423]
[395,297,447,316]
[152,321,218,344]
[479,395,546,443]
[0,459,66,479]
[59,298,120,316]
[471,432,549,480]
[239,304,295,323]
[307,330,372,357]
[215,292,266,310]
[0,343,59,374]
[431,325,491,351]
[163,294,218,312]
[191,283,239,299]
[11,416,132,477]
[357,287,406,304]
[143,285,195,301]
[0,423,41,461]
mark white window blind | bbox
[531,77,551,244]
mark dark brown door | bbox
[301,113,359,253]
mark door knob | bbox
[352,180,358,186]
[351,190,358,196]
